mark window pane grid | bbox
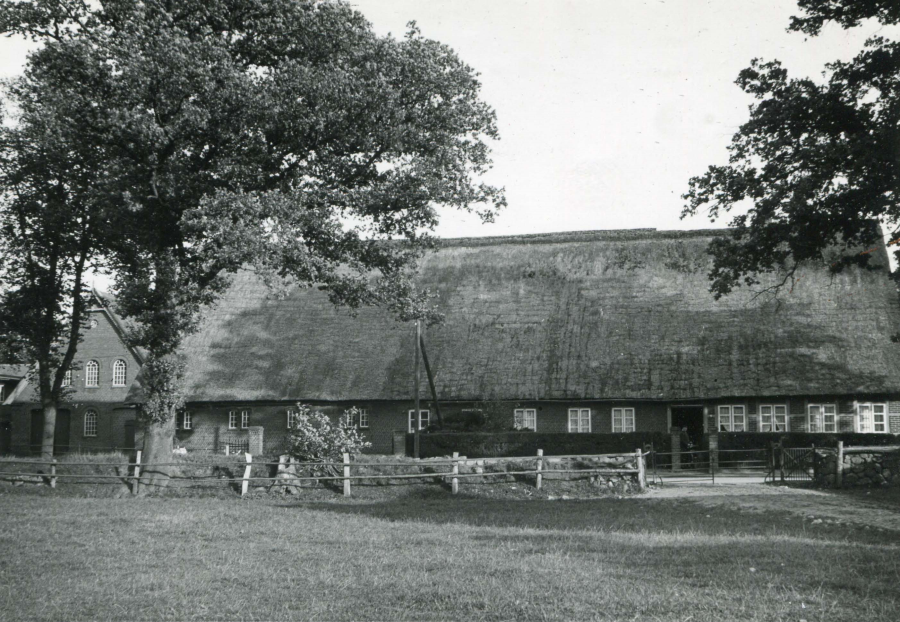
[85,361,99,387]
[359,409,369,429]
[84,410,97,437]
[568,409,590,433]
[229,411,238,430]
[182,411,192,430]
[408,410,429,432]
[112,360,127,386]
[241,410,249,429]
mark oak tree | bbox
[683,0,900,298]
[1,0,503,480]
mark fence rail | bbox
[0,448,649,497]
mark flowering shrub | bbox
[287,404,371,476]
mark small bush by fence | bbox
[413,431,671,459]
[0,448,649,496]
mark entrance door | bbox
[30,409,72,455]
[671,406,705,448]
[124,421,135,451]
[0,421,11,454]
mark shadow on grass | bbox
[276,487,900,546]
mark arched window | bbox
[83,410,98,437]
[112,360,127,387]
[85,361,99,387]
[61,370,72,387]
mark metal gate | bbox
[768,445,817,482]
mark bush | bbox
[288,404,371,476]
[718,432,900,451]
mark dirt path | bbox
[642,483,900,532]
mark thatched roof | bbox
[130,228,900,403]
[0,364,28,381]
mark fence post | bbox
[536,449,543,490]
[451,451,459,494]
[343,452,351,497]
[635,448,646,491]
[670,428,681,471]
[241,453,252,497]
[133,450,142,496]
[836,441,843,488]
[50,459,57,489]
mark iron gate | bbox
[768,445,817,482]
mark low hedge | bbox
[411,431,671,458]
[718,432,900,451]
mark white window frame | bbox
[759,405,788,432]
[568,408,591,433]
[287,409,298,429]
[808,404,837,433]
[85,361,99,387]
[408,409,429,432]
[112,360,127,387]
[717,405,746,432]
[61,370,72,388]
[514,408,537,431]
[358,409,369,429]
[241,410,249,429]
[612,407,635,433]
[228,410,238,430]
[83,409,98,437]
[182,411,192,430]
[857,403,887,434]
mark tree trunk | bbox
[40,397,57,460]
[138,409,177,492]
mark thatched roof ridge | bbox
[128,227,900,404]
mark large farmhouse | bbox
[3,228,900,455]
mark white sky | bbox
[1,0,896,240]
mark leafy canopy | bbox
[683,0,900,298]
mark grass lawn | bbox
[1,486,898,621]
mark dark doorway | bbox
[671,406,705,448]
[29,409,71,455]
[0,421,11,454]
[124,421,135,451]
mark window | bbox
[83,409,97,437]
[808,404,836,433]
[112,360,127,387]
[568,408,591,433]
[759,405,788,432]
[358,409,369,429]
[229,410,238,430]
[514,408,537,431]
[61,370,72,388]
[287,409,298,429]
[85,361,99,387]
[408,410,429,432]
[241,410,249,429]
[612,407,635,433]
[858,403,887,433]
[717,405,746,432]
[182,411,192,430]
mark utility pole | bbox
[413,318,421,458]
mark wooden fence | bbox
[0,448,649,497]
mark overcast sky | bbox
[1,0,895,240]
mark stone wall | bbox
[815,449,900,487]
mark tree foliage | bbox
[683,0,900,298]
[1,1,502,468]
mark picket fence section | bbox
[0,448,649,497]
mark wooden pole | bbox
[50,458,57,489]
[635,448,646,491]
[419,327,443,428]
[414,319,421,458]
[836,441,843,488]
[536,449,543,490]
[133,450,142,496]
[241,453,252,497]
[343,452,351,497]
[451,451,459,494]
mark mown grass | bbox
[1,489,898,621]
